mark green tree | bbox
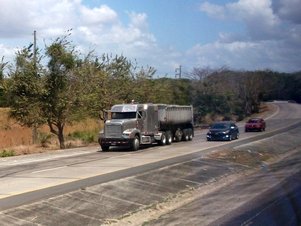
[151,78,174,104]
[42,35,80,149]
[76,54,137,120]
[8,44,44,143]
[131,66,157,103]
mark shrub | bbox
[0,149,15,157]
[68,130,97,144]
[38,132,52,147]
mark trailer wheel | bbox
[166,131,172,145]
[132,136,140,151]
[182,129,189,141]
[159,132,167,145]
[188,129,193,141]
[175,129,182,142]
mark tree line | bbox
[0,34,300,148]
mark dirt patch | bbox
[208,149,275,168]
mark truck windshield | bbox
[111,112,137,119]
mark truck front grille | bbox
[105,124,122,138]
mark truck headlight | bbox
[122,129,135,138]
[122,133,130,138]
[99,130,104,138]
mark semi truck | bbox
[98,103,194,151]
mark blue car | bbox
[207,121,239,141]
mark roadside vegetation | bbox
[0,32,300,153]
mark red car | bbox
[245,118,266,132]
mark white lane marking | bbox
[31,166,67,174]
[265,103,280,120]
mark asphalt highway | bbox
[0,101,300,225]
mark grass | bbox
[0,149,15,157]
[0,107,102,153]
[67,130,98,144]
[38,132,53,148]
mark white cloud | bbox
[0,44,16,61]
[199,2,226,19]
[75,11,157,60]
[79,5,118,25]
[0,0,175,74]
[186,37,301,72]
[201,0,281,41]
[228,0,281,40]
[196,0,301,72]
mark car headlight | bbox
[223,130,230,134]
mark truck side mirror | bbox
[100,110,111,121]
[138,111,145,119]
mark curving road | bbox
[0,101,301,225]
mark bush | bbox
[68,131,97,144]
[38,132,53,147]
[0,149,15,157]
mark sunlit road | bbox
[212,167,301,225]
[0,101,301,225]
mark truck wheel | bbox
[188,129,193,141]
[101,145,110,152]
[132,136,140,151]
[175,129,182,142]
[159,132,167,145]
[166,131,172,145]
[182,129,189,141]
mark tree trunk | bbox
[32,125,38,144]
[48,120,65,149]
[58,128,65,149]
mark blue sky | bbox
[0,0,300,76]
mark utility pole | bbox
[175,65,182,79]
[32,30,38,144]
[33,30,37,70]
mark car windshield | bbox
[211,123,230,129]
[111,112,137,119]
[248,119,260,123]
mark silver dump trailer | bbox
[99,103,194,151]
[158,105,193,126]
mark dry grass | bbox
[0,108,102,155]
[209,149,275,167]
[0,108,32,148]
